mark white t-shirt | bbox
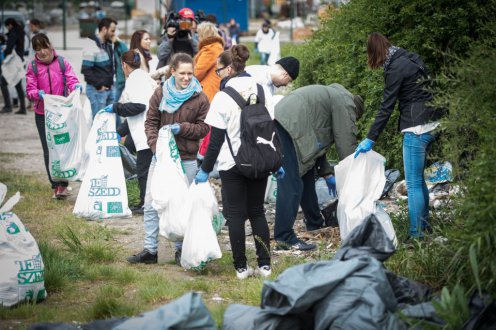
[205,76,273,172]
[245,65,276,95]
[119,69,157,151]
[255,28,277,54]
[401,121,440,135]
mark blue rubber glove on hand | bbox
[103,104,114,113]
[195,169,209,184]
[274,166,285,179]
[116,133,121,143]
[38,90,46,100]
[325,175,337,197]
[74,83,83,92]
[354,138,375,158]
[170,123,180,135]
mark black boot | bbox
[0,106,12,113]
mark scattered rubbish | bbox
[381,169,401,199]
[425,161,453,185]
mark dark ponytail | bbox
[121,50,141,69]
[230,44,249,73]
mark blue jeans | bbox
[403,132,435,238]
[86,84,115,117]
[260,52,270,65]
[144,158,197,254]
[274,122,324,244]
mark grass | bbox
[0,170,312,329]
[0,168,461,328]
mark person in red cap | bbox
[156,8,198,70]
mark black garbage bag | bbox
[321,199,339,228]
[381,169,401,199]
[119,145,137,180]
[333,214,396,262]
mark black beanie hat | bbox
[276,56,300,80]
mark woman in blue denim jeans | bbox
[354,33,441,240]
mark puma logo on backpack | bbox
[223,84,283,179]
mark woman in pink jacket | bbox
[26,33,81,199]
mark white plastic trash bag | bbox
[44,90,92,181]
[335,151,387,241]
[73,111,131,219]
[374,203,398,247]
[264,175,278,204]
[0,183,47,307]
[181,182,222,270]
[2,53,25,86]
[151,127,190,241]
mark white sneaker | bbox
[235,267,254,280]
[256,265,272,278]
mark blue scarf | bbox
[159,76,202,113]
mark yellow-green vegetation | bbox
[0,171,311,329]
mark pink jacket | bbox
[26,50,80,115]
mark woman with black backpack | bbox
[195,45,284,280]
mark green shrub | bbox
[292,0,496,170]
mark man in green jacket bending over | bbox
[274,83,364,250]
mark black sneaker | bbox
[174,249,182,266]
[127,249,157,264]
[0,107,12,113]
[131,205,144,215]
[275,239,316,251]
[15,109,27,115]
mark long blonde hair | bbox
[197,21,219,41]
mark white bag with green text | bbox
[44,90,92,182]
[73,111,131,219]
[181,182,222,270]
[151,127,191,241]
[0,183,47,307]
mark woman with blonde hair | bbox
[195,21,225,162]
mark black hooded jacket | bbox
[367,48,435,141]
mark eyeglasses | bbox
[215,65,229,76]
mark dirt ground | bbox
[0,109,337,268]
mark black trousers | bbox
[1,76,25,109]
[136,148,153,206]
[35,113,68,189]
[220,166,270,269]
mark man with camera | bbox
[156,8,198,70]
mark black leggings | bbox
[1,76,25,109]
[220,166,270,269]
[136,148,153,206]
[35,113,68,189]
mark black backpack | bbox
[223,84,283,179]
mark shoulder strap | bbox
[223,86,248,109]
[57,56,68,96]
[256,84,265,104]
[31,60,37,75]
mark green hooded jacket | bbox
[275,83,358,177]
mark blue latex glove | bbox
[152,154,157,162]
[195,168,209,184]
[116,133,121,143]
[325,175,337,197]
[170,123,180,135]
[354,138,375,158]
[74,83,83,92]
[274,166,285,179]
[103,104,114,113]
[38,90,46,100]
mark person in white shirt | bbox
[245,56,300,95]
[194,45,280,280]
[102,50,157,213]
[254,20,279,65]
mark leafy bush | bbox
[291,0,496,169]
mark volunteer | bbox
[355,32,440,240]
[195,45,277,279]
[127,52,209,265]
[25,33,81,199]
[130,30,152,72]
[103,50,157,214]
